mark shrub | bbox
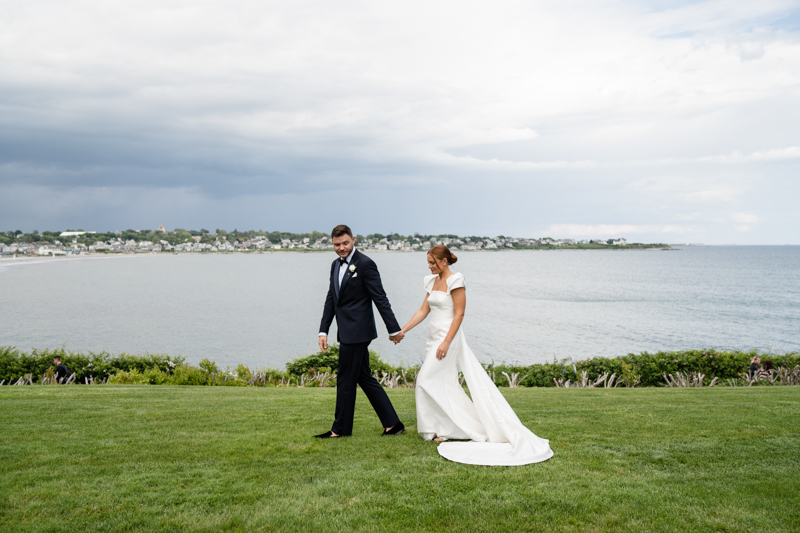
[142,367,172,385]
[108,368,150,385]
[287,344,414,377]
[4,345,798,388]
[198,359,218,374]
[287,345,341,375]
[171,364,209,386]
[0,346,184,384]
[235,364,252,381]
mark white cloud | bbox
[681,189,739,203]
[731,212,759,223]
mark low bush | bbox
[108,368,150,385]
[3,346,797,388]
[287,344,417,377]
[0,346,184,384]
[171,364,209,386]
[287,345,341,375]
[490,349,800,387]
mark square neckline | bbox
[429,272,464,294]
[430,272,454,293]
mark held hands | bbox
[436,339,451,360]
[389,331,405,345]
[318,335,329,352]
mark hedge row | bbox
[0,346,184,384]
[487,349,800,387]
[2,345,797,387]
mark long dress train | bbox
[415,273,554,466]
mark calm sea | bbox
[1,246,798,369]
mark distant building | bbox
[59,231,96,237]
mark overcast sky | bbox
[2,0,799,243]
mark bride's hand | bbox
[436,340,451,360]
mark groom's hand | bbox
[319,335,328,351]
[389,331,405,344]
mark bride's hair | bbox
[429,245,458,265]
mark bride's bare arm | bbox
[400,294,431,334]
[436,287,465,360]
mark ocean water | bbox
[1,246,798,369]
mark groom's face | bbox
[333,234,354,258]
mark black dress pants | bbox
[332,341,400,436]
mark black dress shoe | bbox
[382,422,405,436]
[313,431,348,438]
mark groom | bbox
[314,225,406,438]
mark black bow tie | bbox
[339,257,348,266]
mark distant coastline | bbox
[1,227,671,257]
[0,244,673,259]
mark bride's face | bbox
[427,254,445,274]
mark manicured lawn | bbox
[1,386,798,532]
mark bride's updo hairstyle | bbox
[428,245,458,265]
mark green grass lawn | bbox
[1,386,798,532]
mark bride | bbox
[396,245,553,466]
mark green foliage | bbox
[4,346,797,389]
[234,364,252,381]
[171,364,210,386]
[287,345,342,375]
[142,366,172,385]
[108,368,150,384]
[500,349,800,388]
[619,360,642,387]
[0,346,183,384]
[198,358,219,374]
[286,344,413,377]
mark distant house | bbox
[59,231,96,237]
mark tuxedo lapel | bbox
[338,251,360,297]
[333,259,341,303]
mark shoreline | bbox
[0,245,677,262]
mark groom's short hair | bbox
[331,225,353,239]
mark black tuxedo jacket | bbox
[319,249,401,344]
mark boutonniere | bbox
[349,264,356,273]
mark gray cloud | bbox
[1,0,799,243]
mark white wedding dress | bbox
[415,273,554,466]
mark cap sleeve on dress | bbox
[446,272,465,293]
[424,275,437,294]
